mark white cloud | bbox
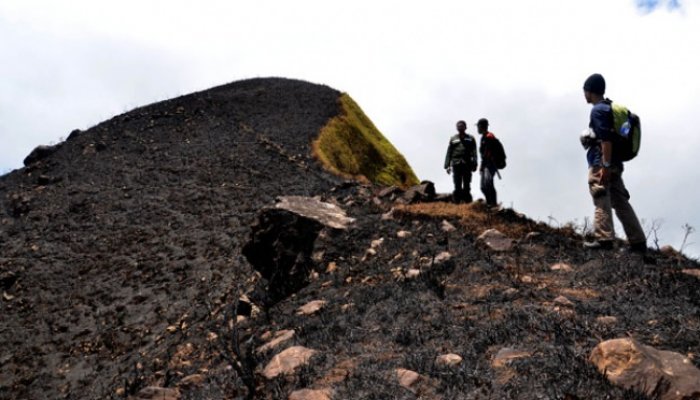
[1,0,699,256]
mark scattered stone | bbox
[550,263,573,272]
[682,269,700,279]
[401,181,436,204]
[370,238,384,249]
[129,386,180,400]
[274,196,355,230]
[434,251,452,264]
[596,316,618,325]
[405,269,421,279]
[288,388,333,400]
[435,353,462,367]
[397,230,411,238]
[178,374,205,388]
[395,368,421,391]
[477,229,513,251]
[256,330,295,354]
[441,220,456,233]
[492,347,532,368]
[297,300,326,315]
[381,209,394,221]
[553,296,574,307]
[326,262,337,273]
[590,338,700,399]
[263,346,318,379]
[372,197,382,206]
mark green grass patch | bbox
[313,93,419,188]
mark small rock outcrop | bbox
[23,143,63,166]
[243,197,352,304]
[590,338,700,400]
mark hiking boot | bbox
[583,240,614,250]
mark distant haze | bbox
[1,0,699,257]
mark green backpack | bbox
[608,100,642,161]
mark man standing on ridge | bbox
[581,73,646,253]
[444,120,478,203]
[477,118,502,208]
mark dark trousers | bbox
[452,163,472,203]
[480,167,497,206]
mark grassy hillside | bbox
[313,93,419,188]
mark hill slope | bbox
[1,78,699,400]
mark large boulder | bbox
[243,197,353,304]
[590,338,700,400]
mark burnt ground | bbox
[1,77,699,399]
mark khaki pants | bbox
[588,166,646,245]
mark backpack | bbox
[490,136,507,169]
[608,100,642,161]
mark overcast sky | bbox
[1,0,699,257]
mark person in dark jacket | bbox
[477,118,499,207]
[444,120,478,203]
[581,73,646,253]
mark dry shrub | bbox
[394,201,547,239]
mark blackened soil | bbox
[1,77,699,400]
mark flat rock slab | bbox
[395,368,421,391]
[297,300,327,315]
[257,330,295,354]
[590,338,700,400]
[478,229,513,251]
[288,388,333,400]
[263,346,318,379]
[275,196,354,230]
[435,353,463,367]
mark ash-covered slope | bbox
[1,77,699,400]
[0,77,386,399]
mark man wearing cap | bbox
[477,118,499,207]
[444,120,478,203]
[581,73,646,253]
